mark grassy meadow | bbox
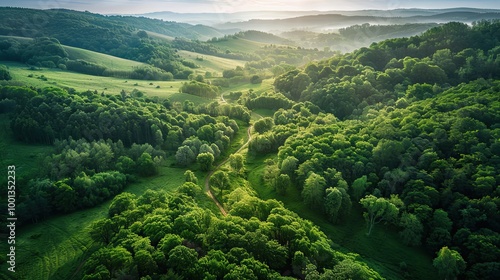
[211,37,268,53]
[1,61,213,105]
[63,46,146,71]
[177,50,246,76]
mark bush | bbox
[0,65,11,80]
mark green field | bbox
[63,46,146,71]
[222,78,275,98]
[1,61,211,105]
[211,38,268,53]
[178,50,246,77]
[0,115,53,183]
[0,35,146,72]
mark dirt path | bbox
[204,125,253,216]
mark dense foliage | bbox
[0,64,11,80]
[275,21,500,119]
[1,84,241,223]
[270,71,500,279]
[83,188,382,279]
[239,21,500,279]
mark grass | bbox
[63,46,146,71]
[252,108,275,120]
[1,61,211,106]
[0,35,146,72]
[177,50,246,77]
[246,154,437,280]
[211,38,268,53]
[221,78,274,98]
[0,115,53,183]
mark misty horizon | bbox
[2,0,500,14]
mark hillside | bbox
[0,8,221,41]
[0,6,499,280]
[63,45,146,71]
[265,20,500,279]
[0,7,229,78]
[233,30,295,46]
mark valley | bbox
[0,5,499,280]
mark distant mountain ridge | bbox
[138,8,500,25]
[212,11,500,32]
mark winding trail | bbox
[204,125,253,216]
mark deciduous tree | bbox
[197,152,214,171]
[360,194,399,235]
[433,246,466,280]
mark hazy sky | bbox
[3,0,500,14]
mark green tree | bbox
[324,187,342,223]
[109,192,136,217]
[229,154,245,174]
[254,117,274,134]
[0,64,11,80]
[330,259,373,280]
[137,152,157,176]
[197,152,214,171]
[135,249,158,276]
[275,174,291,195]
[167,245,199,277]
[352,175,369,201]
[52,180,77,213]
[433,246,466,280]
[302,172,326,211]
[372,139,404,169]
[360,194,399,235]
[263,161,279,188]
[410,62,447,85]
[184,170,198,183]
[280,156,299,177]
[89,218,120,244]
[115,156,136,174]
[158,234,183,255]
[210,171,230,194]
[176,145,196,166]
[84,247,133,278]
[399,212,423,246]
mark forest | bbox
[0,6,499,280]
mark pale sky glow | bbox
[1,0,500,14]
